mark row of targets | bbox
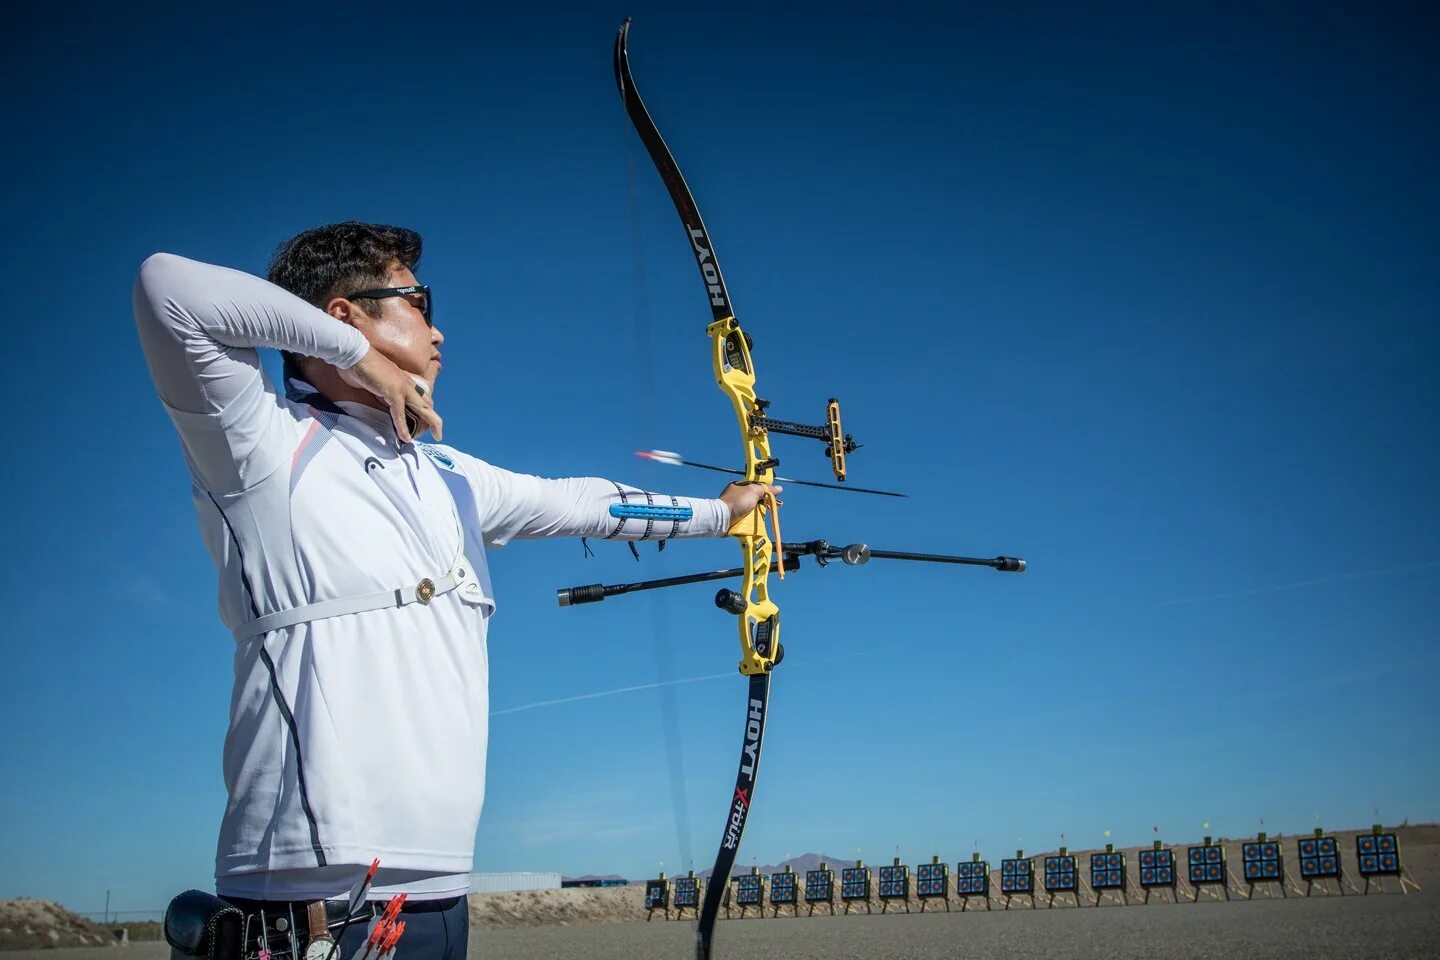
[644,827,1407,921]
[732,864,840,918]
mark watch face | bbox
[303,939,335,960]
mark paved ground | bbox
[7,848,1434,960]
[4,888,1434,960]
[474,885,1438,960]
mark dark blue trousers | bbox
[339,896,467,960]
[226,895,468,960]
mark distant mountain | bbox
[562,873,627,883]
[698,852,853,881]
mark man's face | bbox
[354,263,444,388]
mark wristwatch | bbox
[303,902,334,960]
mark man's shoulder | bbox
[415,443,519,490]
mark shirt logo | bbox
[417,444,456,470]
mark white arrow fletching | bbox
[637,449,685,466]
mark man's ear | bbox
[325,296,362,326]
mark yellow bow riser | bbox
[709,315,781,675]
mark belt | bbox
[224,898,377,943]
[225,895,464,931]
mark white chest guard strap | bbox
[233,554,484,642]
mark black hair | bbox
[267,221,423,377]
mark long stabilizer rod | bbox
[556,539,1025,606]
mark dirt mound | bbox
[468,885,645,928]
[0,899,126,950]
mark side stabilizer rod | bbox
[556,540,1025,606]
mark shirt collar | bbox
[286,375,404,448]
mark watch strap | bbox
[306,901,332,944]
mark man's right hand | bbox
[337,346,444,444]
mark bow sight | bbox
[749,396,857,482]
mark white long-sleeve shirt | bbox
[133,253,728,901]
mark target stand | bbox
[955,854,993,910]
[1357,825,1422,895]
[878,859,910,914]
[804,864,836,916]
[1090,844,1129,906]
[916,856,950,912]
[841,861,873,915]
[1241,833,1302,899]
[729,868,764,919]
[644,874,670,921]
[1298,828,1357,896]
[672,871,702,921]
[1139,842,1180,904]
[1186,837,1235,903]
[1044,849,1082,908]
[769,866,799,918]
[1000,851,1038,909]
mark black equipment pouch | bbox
[164,890,244,960]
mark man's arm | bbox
[452,453,732,546]
[132,252,370,494]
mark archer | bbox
[133,221,779,960]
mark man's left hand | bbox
[720,481,783,528]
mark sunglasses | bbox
[346,284,432,326]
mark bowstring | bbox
[625,127,695,874]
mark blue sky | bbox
[1,2,1437,916]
